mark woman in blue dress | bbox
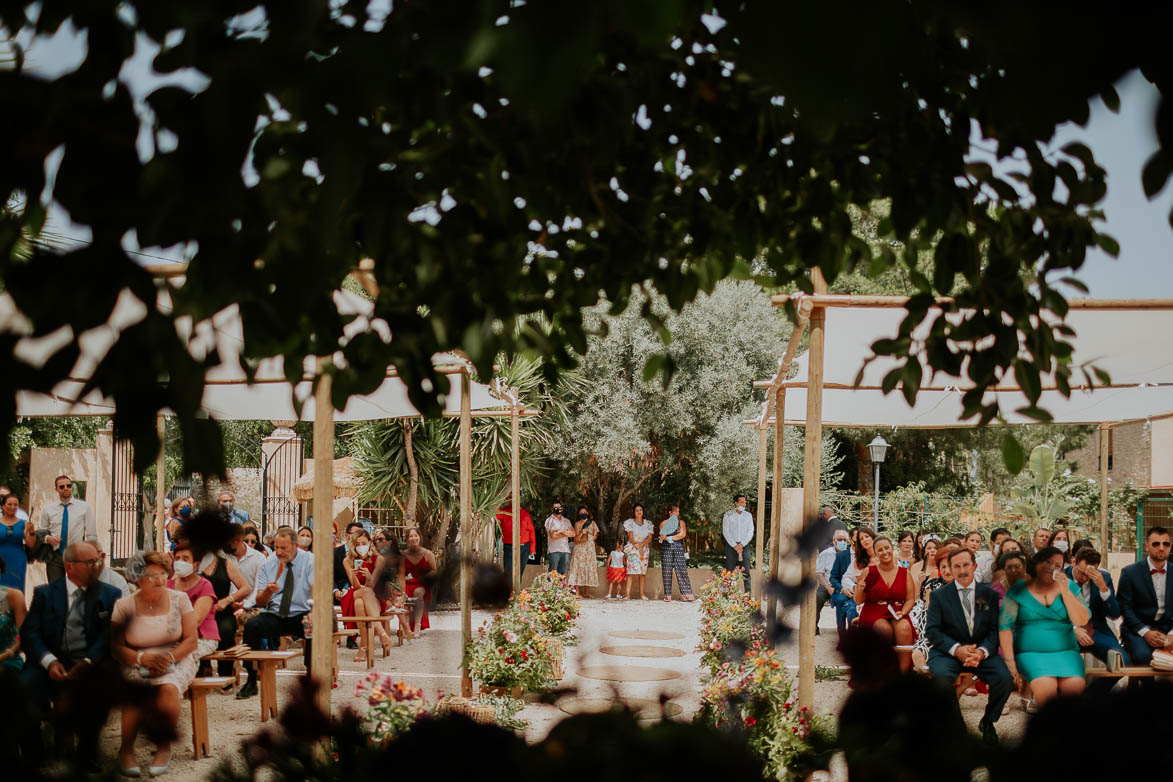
[0,494,27,591]
[998,545,1090,706]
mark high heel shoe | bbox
[148,749,171,777]
[119,750,140,777]
[352,648,368,663]
[378,631,393,656]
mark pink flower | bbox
[504,630,518,643]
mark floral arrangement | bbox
[356,674,429,742]
[466,605,558,692]
[515,571,579,640]
[697,568,764,675]
[696,644,830,780]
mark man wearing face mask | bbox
[721,494,754,592]
[544,502,574,576]
[976,528,1011,584]
[815,529,850,635]
[218,490,250,525]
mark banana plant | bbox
[1009,443,1071,524]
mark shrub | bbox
[517,571,580,640]
[697,568,764,675]
[466,607,558,692]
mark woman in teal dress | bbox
[998,545,1090,705]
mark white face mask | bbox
[299,536,312,547]
[356,544,370,556]
[1054,540,1069,552]
[173,560,195,578]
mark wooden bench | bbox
[203,649,299,721]
[1085,665,1173,680]
[340,609,409,670]
[186,676,234,759]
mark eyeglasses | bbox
[67,558,100,567]
[57,483,72,489]
[1150,541,1172,548]
[142,572,168,582]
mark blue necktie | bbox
[59,503,69,552]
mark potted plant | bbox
[466,608,557,696]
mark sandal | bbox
[353,650,368,663]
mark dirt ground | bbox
[98,590,1030,781]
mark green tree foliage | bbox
[1,2,1168,477]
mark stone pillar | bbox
[94,423,114,553]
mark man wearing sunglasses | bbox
[1118,526,1173,666]
[37,475,96,583]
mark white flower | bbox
[504,630,518,643]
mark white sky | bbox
[18,26,1173,298]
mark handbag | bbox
[1151,649,1173,672]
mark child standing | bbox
[605,539,627,599]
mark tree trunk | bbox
[430,505,452,566]
[403,420,419,524]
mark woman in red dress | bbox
[400,527,436,634]
[339,529,393,662]
[853,536,917,672]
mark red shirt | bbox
[496,507,535,546]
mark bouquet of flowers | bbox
[356,674,429,743]
[466,606,558,692]
[697,569,764,675]
[516,571,579,640]
[697,645,830,780]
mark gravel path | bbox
[98,588,1029,780]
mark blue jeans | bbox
[502,542,531,579]
[547,551,569,575]
[832,592,858,637]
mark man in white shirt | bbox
[815,529,850,635]
[38,475,96,583]
[93,540,131,598]
[228,523,266,607]
[544,502,574,576]
[721,494,754,591]
[975,527,1011,583]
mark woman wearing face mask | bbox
[164,497,195,552]
[296,525,314,552]
[167,541,221,667]
[998,546,1089,705]
[1047,529,1072,564]
[567,506,600,598]
[340,529,393,661]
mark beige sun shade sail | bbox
[6,286,509,420]
[757,304,1173,428]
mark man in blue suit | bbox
[829,532,858,639]
[924,547,1012,747]
[1117,525,1173,666]
[21,541,122,764]
[1064,547,1128,660]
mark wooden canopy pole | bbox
[798,269,827,711]
[766,386,786,622]
[310,365,335,715]
[154,413,167,551]
[753,423,768,601]
[1100,423,1110,551]
[511,402,522,593]
[459,368,474,696]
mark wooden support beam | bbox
[766,386,786,622]
[511,403,522,593]
[798,269,827,712]
[310,366,335,715]
[770,293,1173,311]
[754,423,768,601]
[1100,423,1111,551]
[154,413,167,552]
[459,368,474,697]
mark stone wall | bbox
[192,467,263,520]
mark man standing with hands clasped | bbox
[38,475,96,583]
[721,494,754,592]
[237,528,313,699]
[924,547,1013,747]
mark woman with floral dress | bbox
[566,507,599,597]
[622,504,654,600]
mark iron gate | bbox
[261,433,304,536]
[110,436,145,558]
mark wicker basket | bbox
[546,638,564,681]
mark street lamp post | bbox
[868,435,890,531]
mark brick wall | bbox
[1067,421,1152,488]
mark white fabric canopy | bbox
[5,286,507,420]
[763,305,1173,428]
